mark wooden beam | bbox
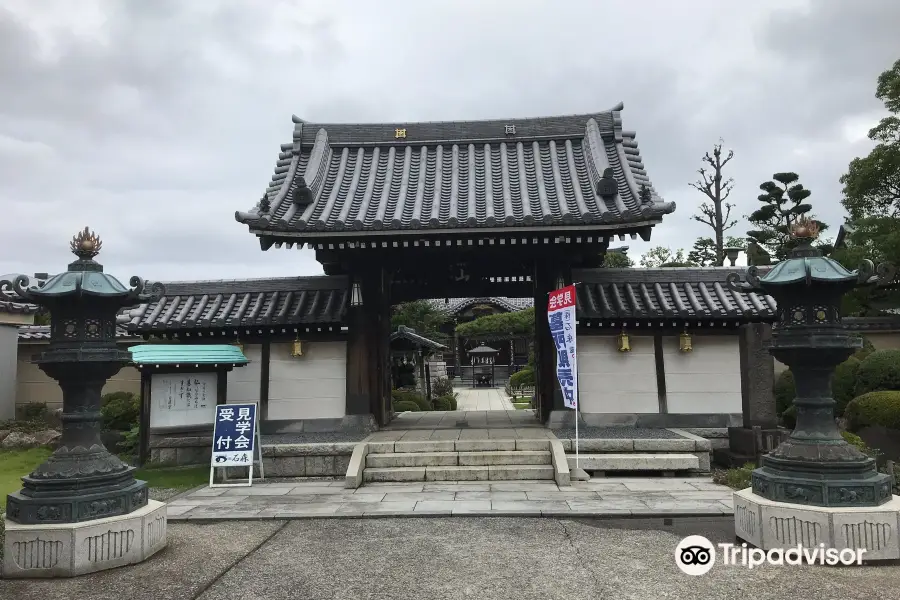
[259,340,271,421]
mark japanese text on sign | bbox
[548,285,578,410]
[211,403,257,467]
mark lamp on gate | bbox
[351,282,363,307]
[291,334,304,357]
[232,334,243,352]
[617,328,631,352]
[679,328,693,352]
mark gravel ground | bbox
[554,427,683,439]
[149,487,188,502]
[4,517,899,600]
[262,432,370,444]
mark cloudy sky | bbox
[1,0,897,283]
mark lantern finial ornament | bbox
[679,329,693,352]
[617,328,631,352]
[790,217,820,241]
[70,226,102,260]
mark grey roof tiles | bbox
[574,268,777,321]
[428,297,534,314]
[125,276,349,333]
[235,103,674,237]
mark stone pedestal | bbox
[2,499,167,578]
[733,488,900,560]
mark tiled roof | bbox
[1,280,39,315]
[429,297,534,315]
[574,268,777,321]
[235,103,674,239]
[125,276,349,333]
[18,323,134,341]
[390,326,447,351]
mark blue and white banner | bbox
[548,285,578,410]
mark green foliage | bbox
[846,391,900,431]
[855,336,877,360]
[394,363,417,388]
[392,400,421,413]
[773,370,796,417]
[833,357,862,416]
[391,389,430,411]
[0,419,49,434]
[391,301,450,345]
[841,58,900,221]
[432,395,458,411]
[639,246,696,268]
[745,172,829,261]
[713,462,755,490]
[855,349,900,396]
[601,250,633,268]
[20,402,49,422]
[431,377,454,397]
[831,216,900,316]
[100,391,141,431]
[687,237,717,267]
[509,367,536,389]
[120,425,140,457]
[455,307,534,339]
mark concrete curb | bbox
[549,439,570,487]
[344,442,369,489]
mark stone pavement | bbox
[4,517,899,600]
[165,477,734,520]
[386,408,539,429]
[455,387,515,411]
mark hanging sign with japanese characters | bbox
[211,403,258,467]
[547,285,578,410]
[149,372,217,428]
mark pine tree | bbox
[746,172,828,260]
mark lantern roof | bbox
[0,228,164,306]
[128,344,249,367]
[756,244,858,286]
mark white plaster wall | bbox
[226,343,261,404]
[663,335,741,414]
[0,325,18,420]
[267,341,346,420]
[578,335,659,414]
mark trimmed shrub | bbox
[845,391,900,431]
[20,402,49,422]
[101,391,140,431]
[432,377,454,397]
[713,462,755,490]
[432,395,457,411]
[773,370,795,417]
[393,400,421,413]
[391,389,430,411]
[509,367,535,389]
[854,336,876,361]
[855,349,900,397]
[833,356,861,417]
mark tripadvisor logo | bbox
[675,536,867,575]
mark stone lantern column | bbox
[1,228,169,578]
[728,219,900,559]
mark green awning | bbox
[128,344,249,367]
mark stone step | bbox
[567,453,700,472]
[457,450,551,467]
[366,450,552,468]
[369,439,550,454]
[362,464,555,483]
[366,452,458,468]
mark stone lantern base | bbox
[2,500,167,578]
[734,488,900,560]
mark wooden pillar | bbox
[345,297,373,416]
[533,259,567,422]
[138,371,151,467]
[259,340,271,421]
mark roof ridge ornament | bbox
[596,168,617,199]
[293,177,312,206]
[70,226,102,261]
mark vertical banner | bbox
[547,285,578,410]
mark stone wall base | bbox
[734,489,900,560]
[547,412,742,429]
[2,499,167,578]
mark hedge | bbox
[845,391,900,431]
[432,395,458,411]
[854,349,900,397]
[455,307,534,339]
[101,391,141,431]
[773,355,861,420]
[393,400,421,413]
[509,367,535,389]
[392,389,431,411]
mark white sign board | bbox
[149,372,217,428]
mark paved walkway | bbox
[7,517,897,600]
[456,387,515,411]
[165,477,734,521]
[387,408,539,429]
